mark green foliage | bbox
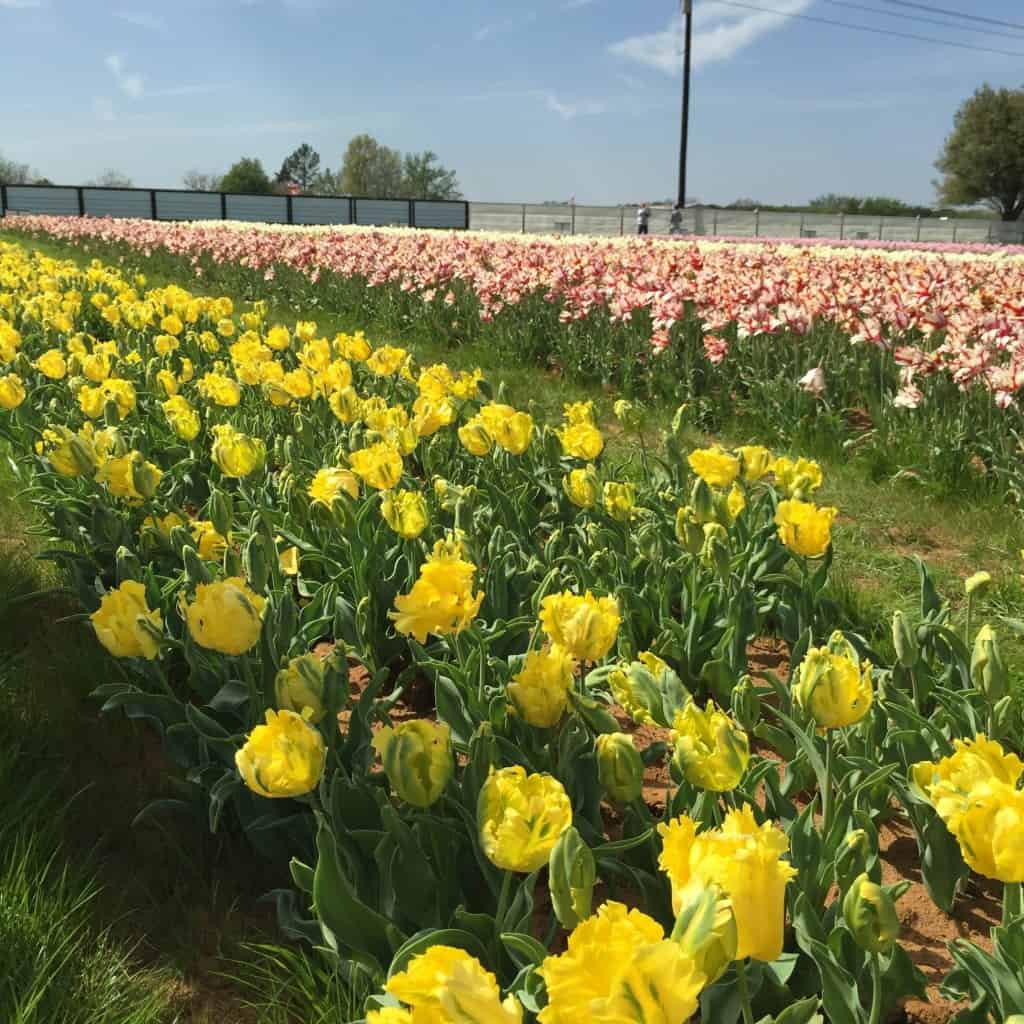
[935,84,1024,221]
[340,133,403,196]
[220,157,273,195]
[400,150,462,200]
[86,169,134,188]
[0,152,38,185]
[276,143,322,192]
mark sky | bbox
[2,0,1023,206]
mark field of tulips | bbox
[1,234,1024,1024]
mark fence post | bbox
[570,202,576,236]
[220,192,227,219]
[914,216,921,241]
[521,203,526,233]
[988,221,994,244]
[619,205,624,235]
[0,184,6,219]
[712,209,718,235]
[798,213,804,237]
[287,194,294,224]
[349,197,357,224]
[463,200,470,230]
[878,216,884,240]
[408,199,415,228]
[149,189,157,220]
[754,209,760,237]
[839,212,845,240]
[952,224,958,243]
[77,186,85,216]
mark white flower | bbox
[798,366,826,397]
[893,385,923,410]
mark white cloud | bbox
[474,11,536,42]
[0,0,44,8]
[537,91,607,120]
[609,1,813,74]
[115,10,167,32]
[104,54,145,97]
[93,97,116,122]
[564,0,595,8]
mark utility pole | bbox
[677,0,693,208]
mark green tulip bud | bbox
[691,477,715,524]
[731,674,761,730]
[613,399,642,433]
[115,545,142,584]
[675,506,704,556]
[130,452,161,500]
[595,732,644,803]
[182,544,212,585]
[168,523,192,557]
[971,624,1008,703]
[834,828,872,891]
[243,533,270,593]
[103,399,121,427]
[548,826,596,929]
[670,403,689,442]
[372,720,453,808]
[843,873,899,954]
[671,884,738,986]
[891,610,918,668]
[223,544,243,578]
[992,695,1014,740]
[701,522,730,578]
[275,654,327,723]
[68,435,99,475]
[207,489,233,538]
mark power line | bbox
[711,0,1024,57]
[879,0,1024,34]
[820,0,1024,38]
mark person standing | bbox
[669,203,683,235]
[636,202,650,235]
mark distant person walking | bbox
[636,202,650,235]
[669,203,683,235]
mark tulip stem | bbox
[821,739,834,837]
[495,870,514,933]
[868,954,883,1024]
[1003,882,1023,926]
[736,957,755,1024]
[964,592,974,648]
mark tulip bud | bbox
[993,695,1014,739]
[613,399,642,433]
[701,522,730,578]
[671,884,738,986]
[843,873,899,954]
[971,624,1008,703]
[243,533,270,593]
[223,544,243,577]
[834,828,871,891]
[548,826,595,929]
[891,610,918,669]
[115,545,142,584]
[373,720,453,808]
[168,523,191,557]
[731,674,761,730]
[91,505,123,547]
[275,654,326,723]
[104,399,121,426]
[964,571,992,597]
[675,506,703,555]
[595,732,644,803]
[670,403,689,442]
[130,452,161,500]
[208,489,233,538]
[691,478,715,523]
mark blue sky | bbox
[2,0,1023,205]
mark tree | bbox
[400,150,461,199]
[219,157,273,195]
[311,167,344,195]
[935,85,1024,221]
[276,143,321,192]
[0,154,36,185]
[87,169,134,188]
[182,169,222,191]
[340,134,403,196]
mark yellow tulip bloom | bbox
[36,348,67,380]
[479,402,533,455]
[184,576,267,655]
[372,720,453,808]
[366,344,408,376]
[478,765,572,873]
[381,488,429,540]
[774,498,837,558]
[771,456,823,497]
[350,442,403,491]
[672,700,750,792]
[688,447,740,489]
[308,467,359,506]
[190,519,229,561]
[539,590,620,662]
[162,395,201,441]
[211,424,265,478]
[459,414,493,456]
[507,644,576,728]
[558,421,604,460]
[275,653,326,723]
[793,633,873,730]
[90,580,162,660]
[562,465,600,509]
[235,709,325,799]
[602,481,635,522]
[735,444,772,481]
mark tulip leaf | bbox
[500,932,549,968]
[799,937,862,1024]
[914,556,942,619]
[386,928,489,980]
[593,828,653,856]
[772,706,828,803]
[770,996,822,1024]
[435,674,475,746]
[919,809,968,914]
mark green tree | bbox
[276,143,321,192]
[0,154,37,185]
[400,150,462,199]
[182,169,222,191]
[219,157,273,195]
[935,85,1024,221]
[340,134,403,196]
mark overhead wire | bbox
[708,0,1024,58]
[819,0,1024,38]
[877,0,1024,34]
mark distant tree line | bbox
[714,195,988,220]
[181,135,462,200]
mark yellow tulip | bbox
[308,467,360,506]
[658,805,797,962]
[538,590,620,662]
[328,386,361,423]
[372,719,453,808]
[563,400,595,425]
[417,363,454,398]
[774,498,836,558]
[366,344,408,376]
[479,402,533,455]
[381,488,429,540]
[143,511,185,539]
[385,946,523,1024]
[265,324,291,351]
[156,368,178,397]
[349,442,403,491]
[235,709,325,799]
[191,519,229,561]
[771,456,823,497]
[96,452,162,503]
[184,576,267,655]
[735,444,772,481]
[37,426,98,477]
[478,765,572,872]
[595,732,644,803]
[198,372,241,407]
[410,395,455,437]
[275,653,326,723]
[562,465,600,509]
[36,348,67,380]
[211,424,265,478]
[726,482,746,521]
[390,536,484,643]
[538,901,705,1024]
[507,644,576,728]
[951,780,1024,882]
[672,700,750,792]
[558,421,604,460]
[965,571,993,597]
[688,447,740,489]
[450,367,484,400]
[90,580,162,660]
[793,633,873,729]
[162,395,201,441]
[602,481,635,522]
[843,873,900,954]
[459,414,493,456]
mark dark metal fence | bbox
[0,183,469,230]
